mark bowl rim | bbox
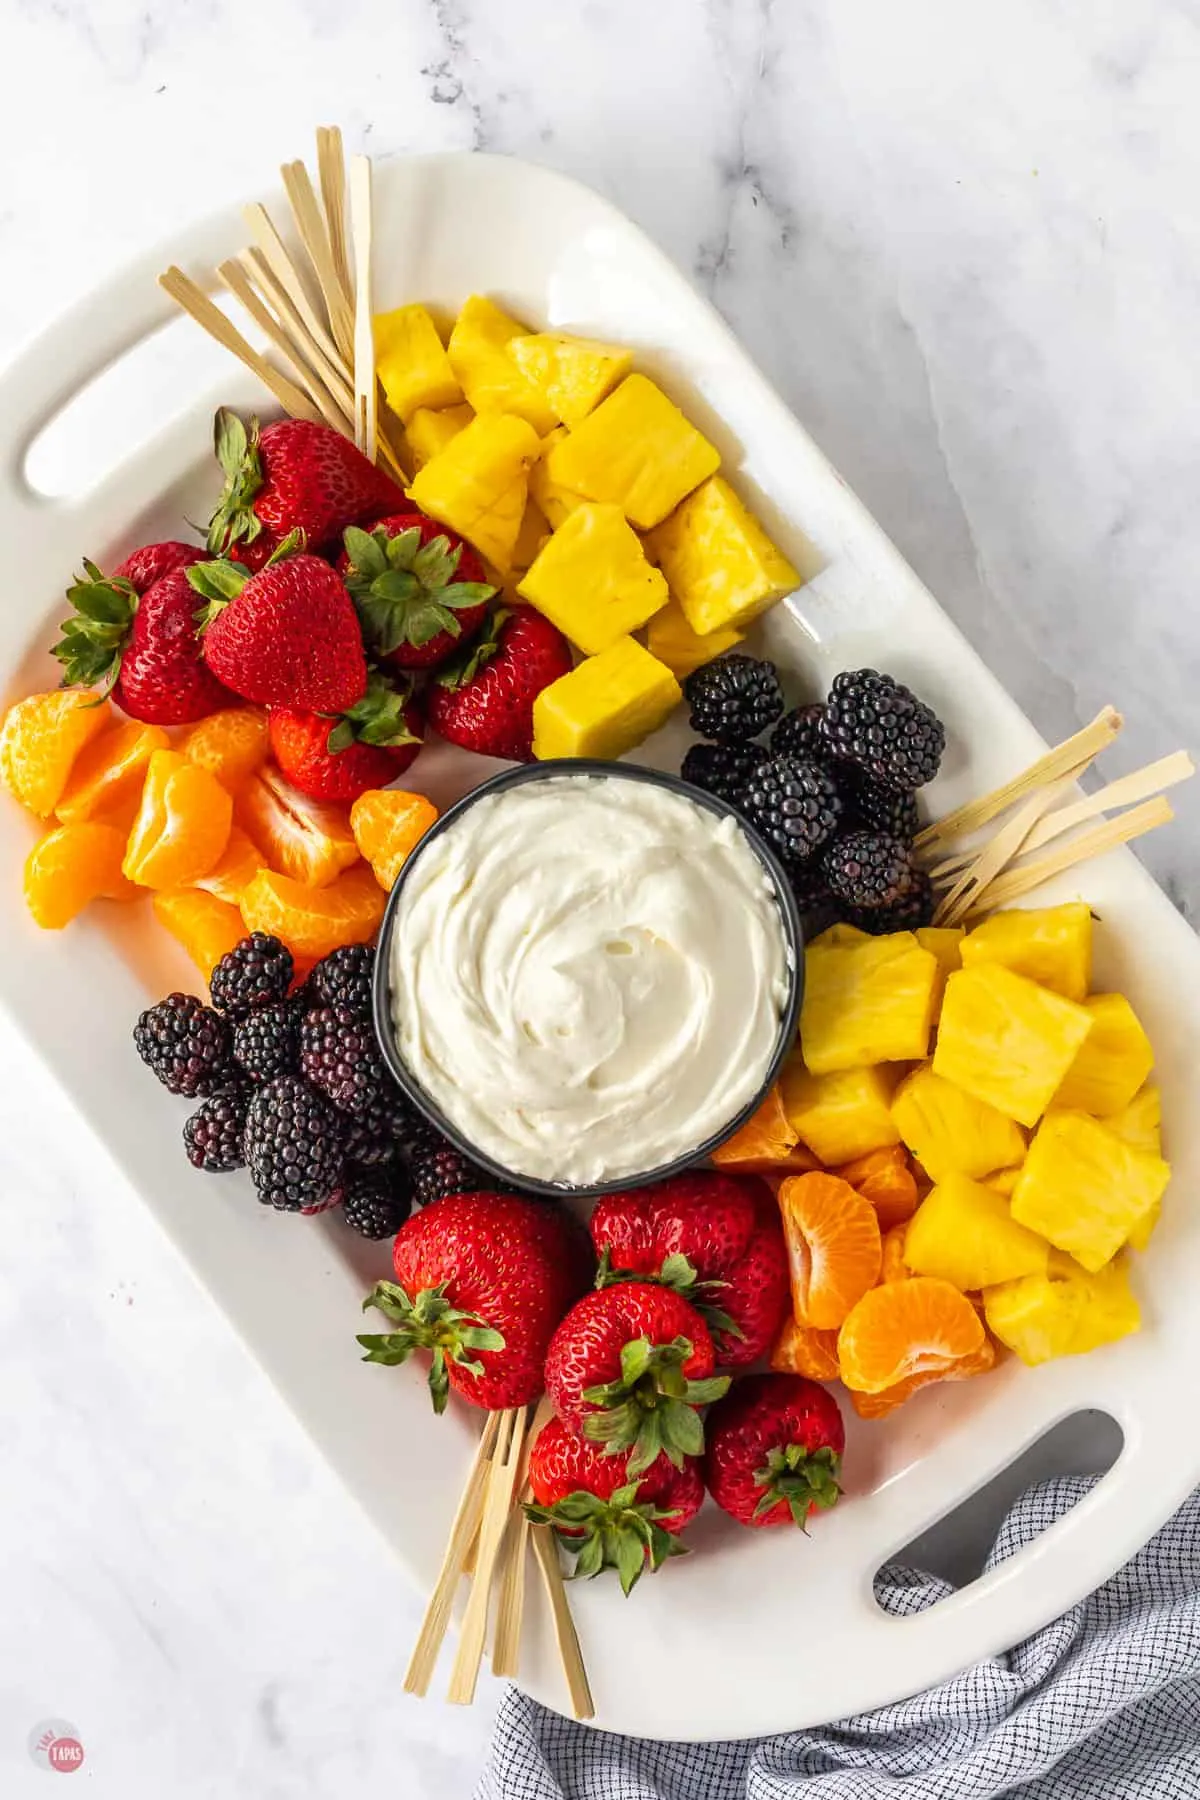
[371,758,805,1199]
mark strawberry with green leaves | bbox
[703,1373,844,1529]
[427,604,572,762]
[339,515,495,672]
[269,671,424,802]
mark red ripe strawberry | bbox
[703,1373,844,1529]
[269,672,424,802]
[591,1173,790,1370]
[339,515,495,672]
[189,538,367,713]
[543,1283,729,1476]
[206,409,402,560]
[525,1415,703,1595]
[51,549,233,725]
[427,605,571,762]
[358,1192,592,1413]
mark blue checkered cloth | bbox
[478,1478,1200,1798]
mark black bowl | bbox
[371,759,804,1199]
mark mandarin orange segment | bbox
[769,1315,841,1382]
[349,788,439,890]
[712,1083,818,1173]
[879,1223,913,1284]
[154,889,248,979]
[239,865,385,961]
[835,1145,921,1230]
[1,690,113,817]
[837,1277,986,1394]
[122,749,233,889]
[24,821,136,928]
[848,1339,998,1419]
[178,706,269,788]
[236,767,359,888]
[193,826,265,904]
[55,719,169,825]
[777,1172,882,1331]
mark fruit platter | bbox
[2,143,1199,1743]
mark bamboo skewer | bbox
[448,1405,530,1705]
[492,1397,554,1679]
[933,777,1080,927]
[242,200,346,374]
[964,797,1175,917]
[157,267,324,424]
[531,1523,595,1721]
[215,259,350,436]
[282,158,357,366]
[348,155,378,467]
[317,126,354,313]
[239,249,358,422]
[403,1411,502,1697]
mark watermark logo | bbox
[28,1720,85,1775]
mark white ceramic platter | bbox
[1,154,1198,1742]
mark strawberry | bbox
[543,1283,729,1476]
[358,1192,592,1413]
[525,1415,703,1595]
[51,548,233,725]
[427,605,572,762]
[269,672,424,802]
[188,536,367,713]
[206,409,403,561]
[591,1173,790,1370]
[339,515,495,672]
[703,1373,844,1529]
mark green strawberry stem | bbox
[186,529,305,628]
[207,408,266,556]
[523,1484,688,1597]
[752,1444,842,1528]
[327,670,420,752]
[50,560,138,693]
[434,604,511,691]
[357,1280,504,1414]
[594,1250,744,1344]
[581,1335,730,1477]
[342,524,495,655]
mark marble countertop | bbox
[3,2,1198,1793]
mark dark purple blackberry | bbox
[400,1111,450,1169]
[210,933,294,1016]
[680,742,767,808]
[824,830,918,917]
[134,993,234,1098]
[341,1082,419,1166]
[683,654,785,745]
[244,1075,346,1213]
[232,1001,300,1083]
[740,756,843,867]
[310,945,375,1017]
[771,703,826,761]
[843,772,920,841]
[342,1165,414,1239]
[299,1006,393,1117]
[820,669,945,792]
[847,869,935,935]
[412,1144,488,1207]
[184,1085,251,1172]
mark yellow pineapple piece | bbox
[891,1064,1026,1182]
[959,904,1092,1002]
[507,332,633,426]
[1107,1083,1162,1156]
[985,1166,1023,1198]
[808,922,870,949]
[1011,1110,1170,1271]
[933,964,1093,1128]
[532,637,680,762]
[800,931,940,1075]
[1126,1205,1160,1253]
[517,504,668,653]
[1050,993,1154,1117]
[501,498,551,579]
[529,427,587,529]
[905,1173,1049,1291]
[780,1057,901,1165]
[405,403,475,470]
[407,413,541,571]
[644,476,799,636]
[544,374,719,530]
[446,296,558,432]
[917,925,964,1015]
[984,1251,1140,1365]
[645,600,743,679]
[373,304,463,422]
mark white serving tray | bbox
[1,153,1198,1742]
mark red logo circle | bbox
[47,1737,85,1774]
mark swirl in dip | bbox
[387,772,791,1186]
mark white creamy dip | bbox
[388,773,791,1185]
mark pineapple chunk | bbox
[507,332,633,426]
[984,1252,1140,1365]
[446,296,558,432]
[905,1173,1049,1290]
[933,965,1093,1128]
[1050,994,1154,1117]
[644,476,799,636]
[645,600,743,679]
[407,413,541,571]
[532,637,680,762]
[780,1057,901,1165]
[517,504,668,653]
[917,925,964,1015]
[985,1166,1022,1198]
[1107,1083,1162,1156]
[809,922,870,949]
[530,427,587,529]
[800,931,940,1074]
[959,904,1092,1002]
[1011,1110,1170,1271]
[405,403,475,470]
[544,375,720,530]
[891,1065,1026,1182]
[1126,1204,1160,1253]
[374,304,463,422]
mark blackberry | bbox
[824,830,918,917]
[771,703,826,761]
[679,742,767,809]
[311,945,375,1017]
[843,771,920,841]
[412,1144,489,1208]
[244,1075,346,1213]
[740,756,843,867]
[401,1111,450,1169]
[134,993,234,1098]
[821,669,945,792]
[342,1165,414,1239]
[848,869,934,935]
[300,1006,392,1117]
[232,1002,300,1083]
[184,1085,251,1172]
[210,932,294,1016]
[342,1083,418,1166]
[683,654,785,745]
